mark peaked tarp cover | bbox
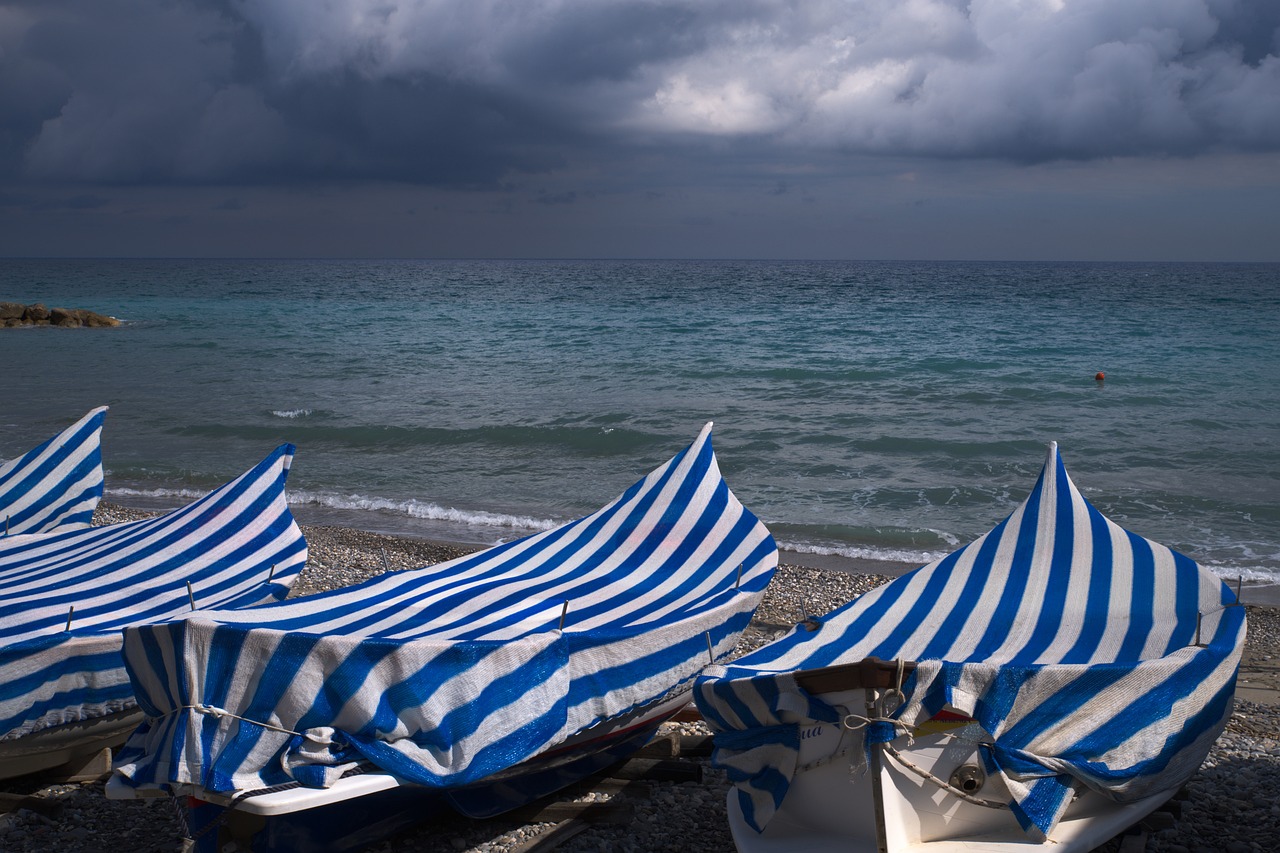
[114,423,778,795]
[0,445,307,743]
[0,407,107,535]
[694,443,1245,841]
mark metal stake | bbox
[65,605,74,632]
[268,563,275,582]
[558,601,569,631]
[186,581,196,611]
[735,562,742,589]
[706,631,715,664]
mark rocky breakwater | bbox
[0,302,119,328]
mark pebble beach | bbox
[2,504,1278,853]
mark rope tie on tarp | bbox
[163,704,304,737]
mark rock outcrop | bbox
[0,302,120,328]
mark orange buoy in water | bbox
[1095,372,1105,381]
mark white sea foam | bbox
[109,486,211,501]
[271,408,312,418]
[287,490,558,534]
[780,539,1280,588]
[779,539,949,568]
[1202,563,1280,587]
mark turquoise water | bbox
[2,258,1278,584]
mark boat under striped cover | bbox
[113,423,778,795]
[0,445,307,744]
[0,407,107,535]
[694,442,1245,841]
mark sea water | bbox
[2,259,1277,588]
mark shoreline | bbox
[106,492,1280,607]
[92,500,1280,706]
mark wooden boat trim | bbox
[792,657,918,694]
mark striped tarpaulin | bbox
[113,423,778,795]
[0,445,307,743]
[0,407,107,535]
[694,442,1245,840]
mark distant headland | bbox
[1,302,120,328]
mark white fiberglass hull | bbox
[727,686,1176,853]
[0,710,143,780]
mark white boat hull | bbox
[107,692,692,814]
[727,686,1176,853]
[0,710,143,781]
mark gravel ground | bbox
[1,504,1277,853]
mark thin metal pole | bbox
[867,686,890,853]
[65,605,74,632]
[187,581,196,611]
[706,631,715,664]
[558,601,569,631]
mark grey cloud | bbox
[0,0,1277,189]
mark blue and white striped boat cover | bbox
[0,407,107,535]
[113,423,778,795]
[0,445,307,743]
[694,442,1245,841]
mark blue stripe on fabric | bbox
[1062,646,1236,776]
[0,410,103,533]
[343,638,569,787]
[7,442,292,593]
[1167,550,1203,654]
[909,533,998,660]
[1117,531,1157,661]
[0,409,105,534]
[0,445,299,639]
[970,467,1045,661]
[265,442,689,636]
[998,664,1132,746]
[1017,451,1076,663]
[1009,773,1073,837]
[115,426,780,794]
[1061,504,1115,664]
[204,630,326,791]
[311,430,708,640]
[790,564,926,670]
[868,545,975,662]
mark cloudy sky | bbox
[2,0,1278,260]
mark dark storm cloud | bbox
[1,0,1278,188]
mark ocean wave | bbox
[1200,563,1280,588]
[779,539,1280,588]
[778,539,949,568]
[286,490,558,534]
[108,485,211,501]
[270,408,313,419]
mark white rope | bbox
[881,743,1009,809]
[159,704,304,737]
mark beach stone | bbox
[0,301,24,320]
